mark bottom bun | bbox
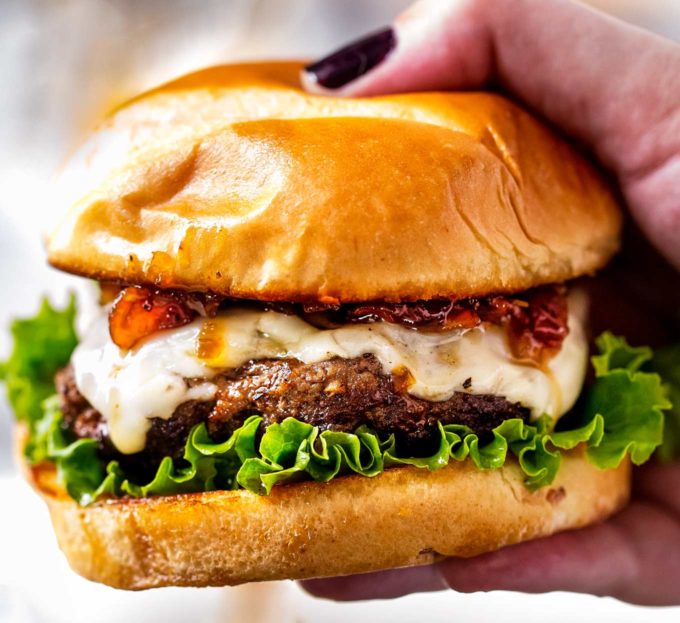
[24,442,630,590]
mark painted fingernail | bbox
[304,28,396,89]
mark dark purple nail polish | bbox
[304,28,396,89]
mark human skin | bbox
[300,0,680,606]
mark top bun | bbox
[47,62,621,302]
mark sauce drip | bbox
[392,365,416,394]
[197,318,226,363]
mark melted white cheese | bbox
[72,291,589,455]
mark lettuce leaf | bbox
[21,394,107,504]
[2,299,675,505]
[0,296,77,425]
[584,332,669,467]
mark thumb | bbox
[301,0,493,97]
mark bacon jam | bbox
[108,287,220,350]
[107,284,569,364]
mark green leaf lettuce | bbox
[0,296,77,425]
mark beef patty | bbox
[56,355,530,479]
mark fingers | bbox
[301,564,446,601]
[439,501,680,606]
[438,515,639,598]
[301,498,680,605]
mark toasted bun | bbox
[24,441,630,589]
[47,62,621,302]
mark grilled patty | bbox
[56,355,530,479]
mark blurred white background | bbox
[1,1,679,621]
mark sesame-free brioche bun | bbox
[46,62,621,302]
[24,438,629,590]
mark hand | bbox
[300,0,680,605]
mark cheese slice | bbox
[72,290,589,454]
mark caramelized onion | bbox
[345,300,482,330]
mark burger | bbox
[1,62,670,589]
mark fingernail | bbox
[304,27,396,89]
